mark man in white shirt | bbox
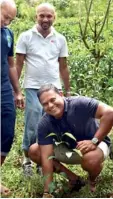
[16,2,70,176]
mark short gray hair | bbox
[37,84,60,100]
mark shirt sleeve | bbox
[8,30,14,57]
[59,36,68,57]
[16,32,27,54]
[38,118,54,145]
[76,96,99,118]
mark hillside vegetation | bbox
[2,0,113,198]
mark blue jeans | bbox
[1,89,16,156]
[22,88,43,151]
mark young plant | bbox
[46,132,82,159]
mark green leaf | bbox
[55,141,63,146]
[42,174,50,183]
[108,78,113,86]
[49,181,56,193]
[64,142,70,146]
[48,155,55,160]
[108,87,113,91]
[73,149,83,157]
[62,132,77,142]
[60,172,67,178]
[46,133,57,138]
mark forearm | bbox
[42,160,53,192]
[60,67,70,93]
[16,53,25,79]
[59,57,70,94]
[9,66,21,93]
[95,113,113,141]
[40,145,54,193]
[16,64,22,79]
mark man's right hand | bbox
[14,91,25,109]
[76,140,97,155]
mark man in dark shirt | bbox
[1,0,24,195]
[28,84,113,197]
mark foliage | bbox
[46,131,80,160]
[78,0,112,65]
[2,0,113,198]
[1,113,113,198]
[10,0,113,106]
[1,109,43,198]
[55,15,113,104]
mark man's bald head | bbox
[35,3,56,33]
[0,0,17,27]
[36,3,56,16]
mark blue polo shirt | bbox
[38,96,110,148]
[1,27,14,93]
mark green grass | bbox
[1,109,113,198]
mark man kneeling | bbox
[28,84,113,197]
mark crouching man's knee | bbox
[28,143,41,164]
[81,148,104,172]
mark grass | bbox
[1,109,113,198]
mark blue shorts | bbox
[22,88,43,151]
[1,90,16,156]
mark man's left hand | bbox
[76,140,97,155]
[14,91,25,109]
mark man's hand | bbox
[14,91,25,109]
[76,140,97,155]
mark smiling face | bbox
[40,90,64,119]
[36,5,55,32]
[0,1,17,27]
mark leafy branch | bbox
[96,0,112,42]
[46,132,82,159]
[78,0,112,65]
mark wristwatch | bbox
[91,137,100,145]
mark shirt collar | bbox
[31,25,56,37]
[63,97,68,113]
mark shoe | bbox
[54,177,85,196]
[22,162,33,177]
[42,192,54,198]
[36,165,43,176]
[109,145,113,159]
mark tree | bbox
[78,0,112,67]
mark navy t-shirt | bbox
[38,96,110,148]
[1,27,14,92]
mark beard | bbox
[41,22,51,30]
